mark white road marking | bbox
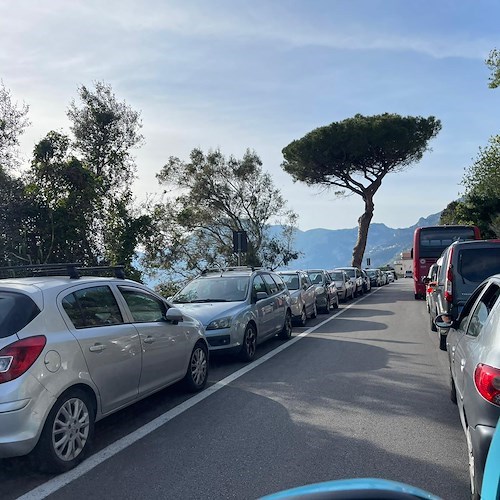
[18,288,380,500]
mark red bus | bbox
[412,225,481,299]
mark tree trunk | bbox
[351,194,374,269]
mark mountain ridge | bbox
[281,210,442,270]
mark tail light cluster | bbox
[474,363,500,406]
[0,336,46,384]
[444,248,454,303]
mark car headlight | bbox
[206,316,232,330]
[315,287,325,295]
[290,296,299,305]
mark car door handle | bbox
[460,359,466,371]
[89,344,106,352]
[143,336,155,344]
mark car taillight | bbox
[444,249,454,303]
[474,364,500,406]
[0,336,46,384]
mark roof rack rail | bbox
[0,263,126,280]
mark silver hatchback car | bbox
[0,264,209,473]
[170,267,292,361]
[278,270,317,326]
[435,274,500,498]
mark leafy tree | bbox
[282,113,441,268]
[441,135,500,238]
[142,148,299,282]
[486,48,500,89]
[0,81,30,171]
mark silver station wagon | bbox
[0,264,209,473]
[170,267,292,361]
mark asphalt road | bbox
[3,280,470,500]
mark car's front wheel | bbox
[280,310,293,339]
[184,342,208,391]
[240,323,257,361]
[298,307,307,327]
[34,389,95,473]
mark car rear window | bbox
[0,291,41,338]
[458,247,500,283]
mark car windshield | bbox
[0,292,41,338]
[307,272,324,284]
[339,268,355,278]
[280,274,300,290]
[366,270,377,276]
[329,271,344,281]
[173,277,249,303]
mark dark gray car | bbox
[432,239,500,350]
[435,274,500,499]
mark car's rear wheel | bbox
[310,303,317,318]
[239,323,257,361]
[184,342,208,392]
[34,389,94,473]
[430,311,437,332]
[280,310,293,339]
[298,307,307,327]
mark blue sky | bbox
[1,0,498,231]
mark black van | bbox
[431,239,500,350]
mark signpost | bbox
[232,231,248,266]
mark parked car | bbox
[431,239,500,350]
[434,274,500,499]
[336,267,364,297]
[278,270,317,326]
[361,270,371,293]
[385,271,395,283]
[404,270,413,279]
[365,268,383,287]
[0,263,209,473]
[305,269,339,313]
[328,269,354,302]
[170,267,292,361]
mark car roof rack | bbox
[0,263,126,280]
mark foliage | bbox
[141,148,300,283]
[2,82,151,275]
[486,48,500,89]
[0,81,30,171]
[440,135,500,238]
[282,113,442,268]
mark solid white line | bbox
[18,288,380,500]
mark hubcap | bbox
[191,347,207,386]
[245,328,256,357]
[52,397,90,462]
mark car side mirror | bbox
[434,314,453,329]
[256,291,268,302]
[165,308,184,324]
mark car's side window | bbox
[118,287,166,323]
[262,273,279,295]
[272,273,286,292]
[62,286,123,329]
[466,284,500,338]
[252,275,267,297]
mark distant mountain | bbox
[282,211,441,270]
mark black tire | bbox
[239,323,257,362]
[450,373,457,404]
[439,331,447,351]
[34,389,95,473]
[184,342,208,392]
[430,311,437,332]
[280,310,293,339]
[298,307,307,327]
[310,303,317,318]
[321,297,331,314]
[332,295,339,309]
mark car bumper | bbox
[470,423,496,492]
[290,302,302,319]
[0,375,55,458]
